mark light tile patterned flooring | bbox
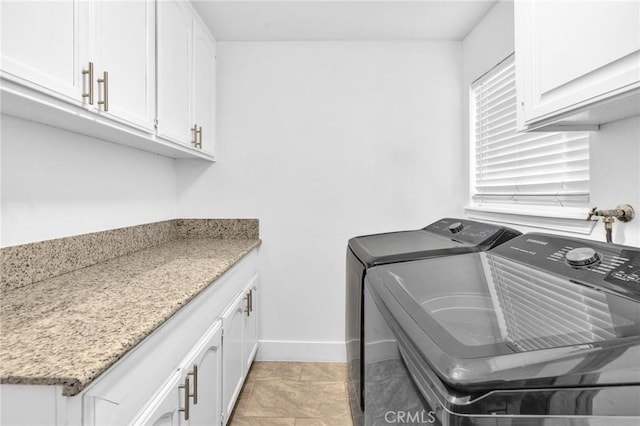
[228,362,354,426]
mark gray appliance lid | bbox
[380,253,640,355]
[348,218,520,267]
[367,233,640,390]
[352,230,461,258]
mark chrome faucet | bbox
[587,204,635,243]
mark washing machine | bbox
[346,218,521,424]
[364,232,640,425]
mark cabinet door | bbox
[133,370,182,426]
[0,0,87,103]
[243,275,259,373]
[516,0,640,125]
[135,323,223,426]
[192,17,217,155]
[93,0,155,131]
[221,292,247,423]
[189,323,223,426]
[157,0,192,145]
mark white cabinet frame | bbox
[515,0,640,131]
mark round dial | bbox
[565,247,601,267]
[448,222,464,234]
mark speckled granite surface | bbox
[1,219,258,292]
[176,218,259,239]
[0,238,260,396]
[0,221,176,293]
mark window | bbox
[470,55,590,214]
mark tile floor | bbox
[228,362,354,426]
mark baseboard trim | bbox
[256,340,347,362]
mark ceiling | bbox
[191,0,498,42]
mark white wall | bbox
[177,41,465,360]
[462,2,640,246]
[0,115,177,246]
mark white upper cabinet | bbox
[1,0,155,133]
[515,0,640,131]
[92,0,156,132]
[157,0,193,146]
[192,16,217,156]
[1,0,87,103]
[1,0,215,160]
[157,1,217,155]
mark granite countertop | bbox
[0,238,260,396]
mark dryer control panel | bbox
[491,232,640,300]
[424,218,521,248]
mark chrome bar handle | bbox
[82,62,94,105]
[196,126,203,149]
[191,124,198,147]
[188,365,198,404]
[179,376,190,420]
[97,71,109,111]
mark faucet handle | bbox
[587,204,635,221]
[615,204,635,222]
[586,204,634,244]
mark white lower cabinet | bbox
[221,275,259,425]
[0,250,259,426]
[136,370,182,426]
[243,279,259,373]
[135,321,223,426]
[187,321,223,426]
[221,292,246,424]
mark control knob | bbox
[448,222,464,234]
[565,247,601,267]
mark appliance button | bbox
[448,222,464,233]
[565,247,601,267]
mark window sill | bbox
[465,205,598,235]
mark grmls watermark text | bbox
[384,410,437,424]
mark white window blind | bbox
[472,55,590,208]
